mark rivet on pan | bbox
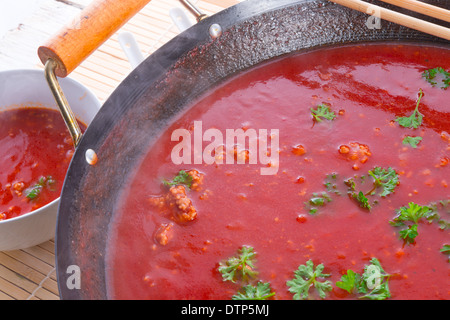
[85,149,98,165]
[209,23,222,39]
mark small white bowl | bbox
[0,69,100,251]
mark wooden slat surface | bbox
[0,0,238,300]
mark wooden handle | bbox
[38,0,152,78]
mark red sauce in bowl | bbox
[107,43,449,300]
[0,107,86,220]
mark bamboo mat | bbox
[0,0,238,300]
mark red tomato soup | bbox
[0,107,86,220]
[107,44,449,300]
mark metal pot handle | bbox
[38,0,208,148]
[37,0,152,147]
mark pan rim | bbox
[55,0,450,300]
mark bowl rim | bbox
[0,67,101,226]
[0,198,59,225]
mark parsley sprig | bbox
[218,246,258,283]
[367,166,399,197]
[163,170,193,188]
[336,258,391,300]
[395,89,424,129]
[391,202,433,225]
[346,167,399,211]
[431,200,450,230]
[286,260,332,300]
[305,192,332,215]
[24,176,56,200]
[422,67,450,89]
[402,136,422,148]
[359,258,391,300]
[305,168,399,214]
[232,281,275,300]
[335,269,359,294]
[219,246,276,300]
[310,103,336,122]
[352,191,371,210]
[389,202,434,244]
[441,244,450,263]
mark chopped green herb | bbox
[305,192,332,215]
[422,67,450,89]
[336,258,391,300]
[440,244,450,263]
[390,200,449,245]
[218,246,258,283]
[432,200,450,230]
[232,281,275,300]
[311,103,336,122]
[308,169,398,213]
[438,199,450,215]
[437,219,450,230]
[24,176,56,200]
[286,260,332,300]
[367,166,399,197]
[309,194,327,206]
[163,170,193,188]
[324,173,341,195]
[358,258,391,300]
[425,201,450,230]
[395,89,424,129]
[344,177,356,191]
[402,136,422,148]
[430,201,450,230]
[25,184,43,200]
[390,202,434,244]
[440,199,450,208]
[335,269,360,294]
[352,191,372,210]
[391,202,433,225]
[399,224,419,244]
[434,201,450,228]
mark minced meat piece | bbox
[148,195,166,210]
[154,223,173,246]
[186,169,204,191]
[166,185,197,223]
[149,185,198,224]
[148,170,203,224]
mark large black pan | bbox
[53,0,449,299]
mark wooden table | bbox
[0,0,238,300]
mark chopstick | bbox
[328,0,450,41]
[379,0,450,23]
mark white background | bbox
[0,0,45,39]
